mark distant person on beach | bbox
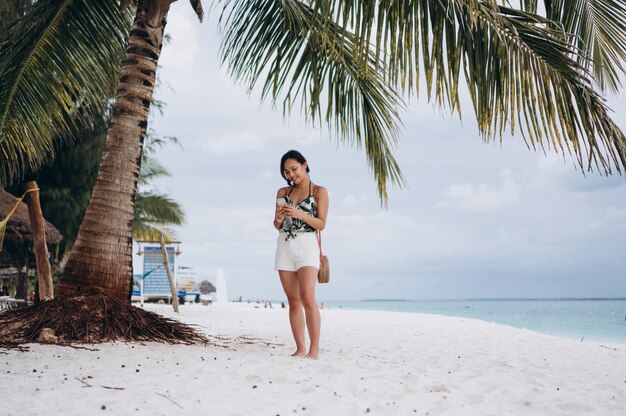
[274,150,329,359]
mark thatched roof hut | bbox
[199,280,216,294]
[1,188,62,282]
[0,189,62,244]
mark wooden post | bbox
[160,233,179,313]
[24,181,53,301]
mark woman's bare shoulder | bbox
[314,185,328,197]
[276,187,290,198]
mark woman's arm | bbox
[273,188,288,230]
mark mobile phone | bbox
[276,198,287,206]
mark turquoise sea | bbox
[322,299,626,345]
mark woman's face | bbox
[283,158,308,185]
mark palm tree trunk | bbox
[56,0,175,301]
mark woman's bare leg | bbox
[279,270,306,356]
[297,266,321,359]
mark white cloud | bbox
[200,131,266,154]
[437,170,520,213]
[341,193,372,207]
[493,226,530,249]
[160,10,200,70]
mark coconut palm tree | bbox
[1,0,625,302]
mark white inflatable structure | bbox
[216,269,228,304]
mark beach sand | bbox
[1,302,625,415]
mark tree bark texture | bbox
[160,234,179,313]
[56,0,174,301]
[24,181,53,301]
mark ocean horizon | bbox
[318,298,626,345]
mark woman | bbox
[274,150,329,359]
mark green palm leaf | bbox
[219,0,406,203]
[139,154,172,186]
[0,0,132,184]
[535,0,626,93]
[301,0,626,175]
[133,192,185,242]
[470,4,626,172]
[138,158,171,186]
[138,131,180,185]
[2,0,625,202]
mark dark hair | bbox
[280,150,309,185]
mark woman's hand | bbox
[278,204,302,220]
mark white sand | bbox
[1,302,625,416]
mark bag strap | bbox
[316,231,323,256]
[314,184,324,255]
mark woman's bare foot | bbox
[305,350,319,360]
[291,349,307,357]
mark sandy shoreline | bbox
[1,302,625,415]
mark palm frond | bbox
[0,0,34,30]
[539,0,626,93]
[134,192,185,228]
[308,0,626,175]
[143,130,182,155]
[189,0,205,22]
[475,4,626,173]
[133,222,178,243]
[218,0,406,203]
[133,191,184,242]
[0,0,133,185]
[138,154,171,186]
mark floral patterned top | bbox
[279,182,317,240]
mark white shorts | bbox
[274,232,319,272]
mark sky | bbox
[133,6,626,301]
